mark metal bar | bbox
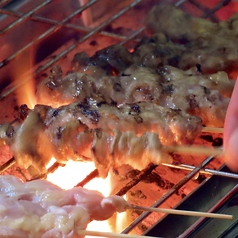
[116,163,158,196]
[0,8,128,41]
[179,185,238,237]
[74,169,99,187]
[119,26,145,46]
[0,0,52,35]
[30,162,64,180]
[0,0,98,69]
[202,0,232,18]
[121,155,216,234]
[175,0,225,22]
[0,0,12,7]
[0,0,141,101]
[162,163,238,179]
[187,0,220,21]
[0,156,15,173]
[188,0,215,12]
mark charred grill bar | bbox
[0,0,237,237]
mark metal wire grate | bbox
[0,0,233,91]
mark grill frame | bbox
[144,164,238,237]
[0,0,237,236]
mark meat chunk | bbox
[145,4,238,73]
[120,66,230,127]
[72,44,133,74]
[2,100,188,177]
[0,175,128,238]
[145,4,219,43]
[36,64,231,127]
[36,67,123,108]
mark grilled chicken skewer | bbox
[37,63,231,127]
[0,109,172,178]
[145,4,238,74]
[0,98,217,177]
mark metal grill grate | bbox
[0,0,237,236]
[0,0,233,93]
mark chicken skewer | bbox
[37,63,231,128]
[0,175,232,238]
[76,230,158,238]
[145,4,238,74]
[0,101,222,178]
[201,127,223,134]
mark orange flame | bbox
[12,49,36,109]
[12,47,130,236]
[46,158,115,238]
[46,158,96,190]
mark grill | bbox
[0,0,238,237]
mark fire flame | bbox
[12,50,36,109]
[16,66,124,237]
[46,158,116,238]
[13,45,131,238]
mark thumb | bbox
[224,128,238,172]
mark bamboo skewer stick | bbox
[0,145,223,174]
[202,127,224,134]
[162,162,238,179]
[0,159,232,220]
[77,204,233,237]
[127,204,233,220]
[164,145,223,157]
[77,230,157,238]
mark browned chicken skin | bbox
[0,98,204,177]
[37,64,231,127]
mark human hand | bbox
[224,79,238,172]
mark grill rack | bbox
[0,0,233,93]
[0,0,237,236]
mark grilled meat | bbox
[37,64,231,127]
[156,66,231,127]
[71,44,133,75]
[0,175,128,238]
[0,99,204,177]
[132,35,186,69]
[145,4,219,43]
[37,65,123,108]
[158,65,234,98]
[42,99,202,145]
[145,4,238,73]
[121,66,230,127]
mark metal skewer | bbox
[0,157,16,173]
[162,162,238,179]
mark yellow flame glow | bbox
[12,50,36,109]
[46,158,114,238]
[46,159,96,190]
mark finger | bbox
[224,79,238,149]
[224,128,238,172]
